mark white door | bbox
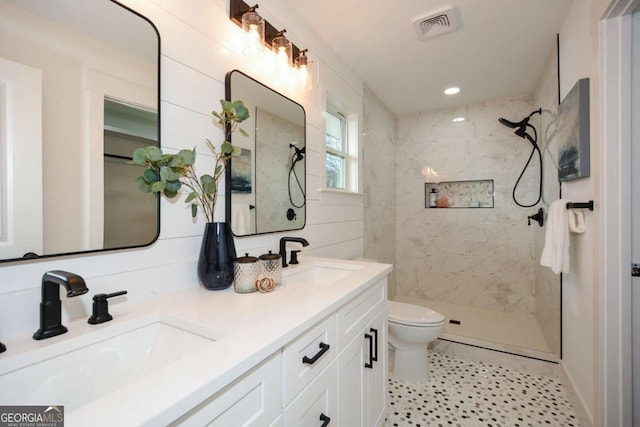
[631,9,640,427]
[0,57,42,259]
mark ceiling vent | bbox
[412,6,458,40]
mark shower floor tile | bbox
[384,351,578,427]
[394,296,552,357]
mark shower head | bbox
[498,117,527,129]
[290,144,305,161]
[498,108,542,143]
[498,108,541,130]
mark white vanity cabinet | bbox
[172,277,387,427]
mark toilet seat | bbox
[388,300,445,327]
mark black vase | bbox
[198,222,237,290]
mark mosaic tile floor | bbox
[385,352,578,427]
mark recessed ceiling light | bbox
[444,87,460,95]
[452,117,465,123]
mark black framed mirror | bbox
[225,70,306,236]
[0,0,160,263]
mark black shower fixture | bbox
[499,108,542,148]
[288,143,306,209]
[290,143,305,161]
[498,108,543,208]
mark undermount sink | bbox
[283,261,364,287]
[0,315,224,410]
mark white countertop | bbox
[0,257,391,426]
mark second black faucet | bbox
[279,237,309,268]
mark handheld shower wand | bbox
[498,108,542,148]
[288,143,306,209]
[289,143,305,162]
[498,108,543,208]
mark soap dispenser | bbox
[429,188,438,208]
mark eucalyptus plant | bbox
[131,99,249,223]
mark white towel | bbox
[540,199,570,274]
[568,210,585,234]
[232,204,251,235]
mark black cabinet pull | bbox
[319,413,331,426]
[370,327,378,362]
[302,342,330,365]
[364,333,373,369]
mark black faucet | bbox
[279,237,309,268]
[0,341,5,353]
[33,270,89,340]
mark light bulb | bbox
[241,11,264,59]
[272,36,292,78]
[295,49,312,91]
[298,64,308,86]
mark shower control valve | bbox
[527,208,544,227]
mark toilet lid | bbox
[387,301,445,326]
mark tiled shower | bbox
[364,44,561,359]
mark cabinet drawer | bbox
[337,278,386,349]
[283,313,337,406]
[284,360,337,427]
[171,352,282,427]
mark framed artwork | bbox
[231,148,252,193]
[558,78,590,182]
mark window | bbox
[325,103,358,192]
[325,110,346,189]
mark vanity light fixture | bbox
[452,117,465,123]
[241,6,265,59]
[230,0,311,90]
[444,86,460,95]
[295,49,312,91]
[272,30,292,77]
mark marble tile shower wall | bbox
[395,98,542,313]
[362,86,398,298]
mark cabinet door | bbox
[337,279,386,349]
[337,306,387,427]
[284,360,337,427]
[337,331,365,426]
[365,309,387,427]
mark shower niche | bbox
[424,179,494,208]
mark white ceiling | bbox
[285,0,574,115]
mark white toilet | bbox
[387,300,445,382]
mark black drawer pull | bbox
[370,327,379,362]
[302,342,330,365]
[364,333,373,369]
[319,413,331,426]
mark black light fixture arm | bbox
[229,0,306,60]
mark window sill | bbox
[318,188,364,197]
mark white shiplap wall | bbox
[0,0,365,340]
